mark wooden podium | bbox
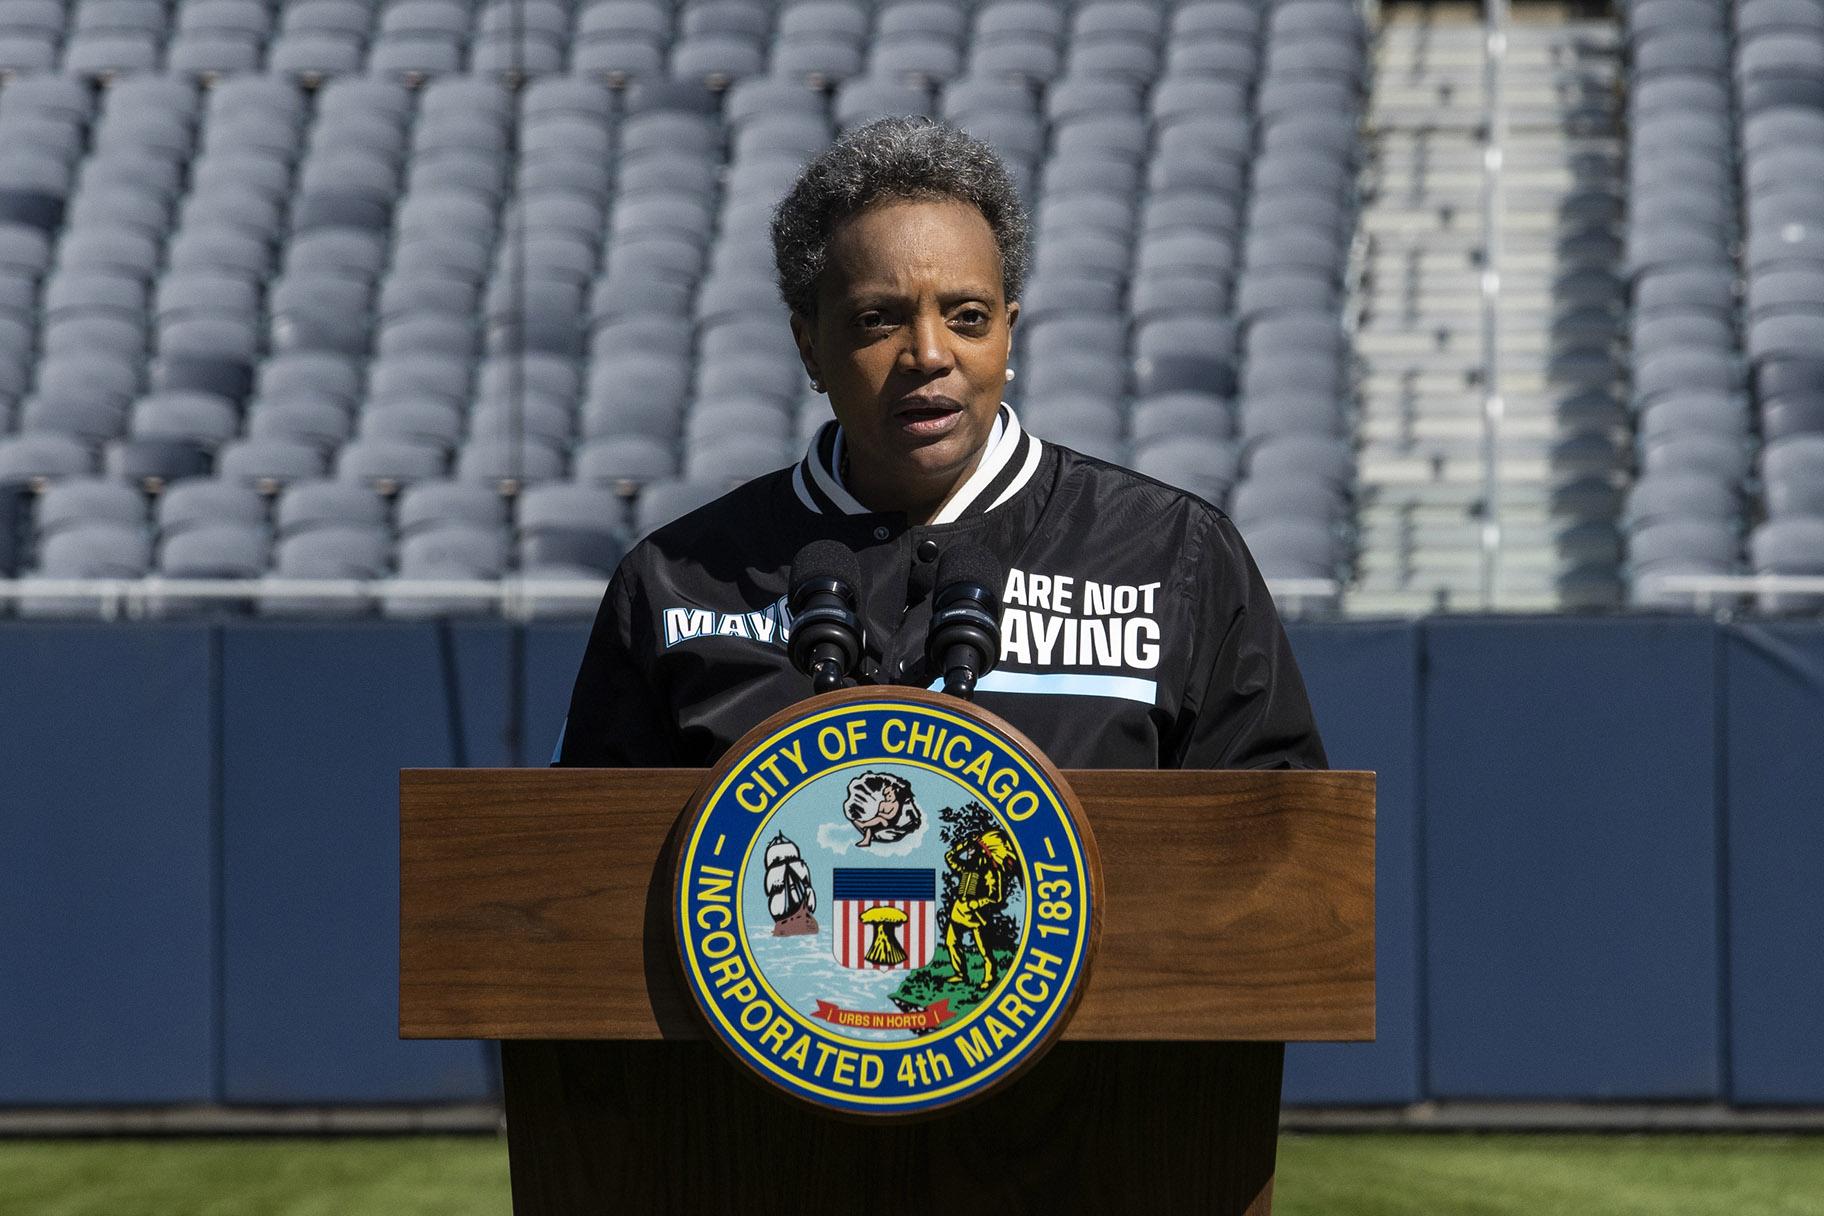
[401,764,1373,1215]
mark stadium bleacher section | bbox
[0,0,1366,616]
[1623,0,1748,608]
[3,0,1823,617]
[1734,0,1824,609]
[1620,0,1824,612]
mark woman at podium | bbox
[556,117,1326,773]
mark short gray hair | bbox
[770,117,1032,317]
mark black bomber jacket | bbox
[555,405,1328,772]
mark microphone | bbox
[925,542,1004,700]
[787,540,864,694]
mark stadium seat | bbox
[33,478,146,536]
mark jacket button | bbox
[872,526,890,541]
[916,539,939,562]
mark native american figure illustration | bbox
[841,771,923,848]
[942,828,1018,989]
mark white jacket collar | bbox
[791,403,1044,523]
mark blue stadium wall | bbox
[2,617,1819,1108]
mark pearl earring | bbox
[1004,366,1016,382]
[811,378,825,392]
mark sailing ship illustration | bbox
[764,832,818,936]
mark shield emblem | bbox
[831,867,937,971]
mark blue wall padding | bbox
[6,616,1823,1107]
[523,622,591,765]
[1724,622,1824,1104]
[1282,621,1423,1105]
[218,623,496,1103]
[1423,617,1723,1100]
[0,623,217,1103]
[446,620,513,767]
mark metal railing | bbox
[1634,574,1824,614]
[0,577,1348,621]
[0,576,609,621]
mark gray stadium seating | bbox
[0,0,1383,619]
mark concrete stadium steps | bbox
[1346,0,1626,614]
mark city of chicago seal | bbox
[673,688,1099,1117]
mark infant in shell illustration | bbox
[841,771,923,848]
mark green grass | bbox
[0,1133,1820,1215]
[1274,1134,1824,1216]
[0,1136,511,1216]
